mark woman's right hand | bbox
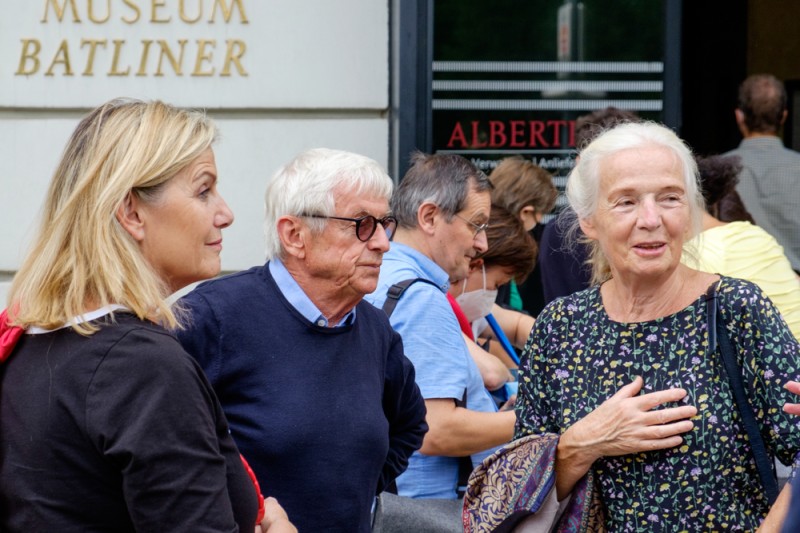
[555,376,696,499]
[566,376,697,461]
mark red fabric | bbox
[0,308,23,363]
[447,293,475,341]
[240,454,265,525]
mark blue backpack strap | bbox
[381,278,440,318]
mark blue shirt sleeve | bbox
[386,282,472,401]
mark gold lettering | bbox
[155,39,187,76]
[136,39,153,76]
[45,39,74,76]
[122,0,141,23]
[192,39,216,76]
[210,0,248,23]
[150,0,170,22]
[80,38,107,75]
[16,39,42,75]
[221,39,247,76]
[87,0,110,23]
[41,0,80,22]
[109,39,130,75]
[14,36,251,78]
[179,0,202,23]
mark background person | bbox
[0,98,293,532]
[682,154,800,341]
[177,148,427,533]
[515,121,800,530]
[488,156,557,313]
[365,153,516,509]
[537,107,641,310]
[726,73,800,273]
[449,204,537,374]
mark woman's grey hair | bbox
[392,151,492,228]
[565,121,705,284]
[263,148,393,259]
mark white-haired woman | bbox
[515,122,800,530]
[0,99,294,532]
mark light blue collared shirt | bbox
[364,242,499,499]
[269,257,356,327]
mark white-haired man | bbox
[177,148,427,533]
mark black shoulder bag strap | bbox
[381,278,441,318]
[705,282,779,505]
[381,277,473,497]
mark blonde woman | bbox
[0,99,294,532]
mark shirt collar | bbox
[740,136,783,149]
[269,257,356,327]
[27,305,129,334]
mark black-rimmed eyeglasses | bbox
[454,213,489,238]
[301,214,398,242]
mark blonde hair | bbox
[9,98,217,334]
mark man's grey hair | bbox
[264,148,393,259]
[392,151,492,228]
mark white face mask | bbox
[455,264,498,324]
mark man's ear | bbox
[469,257,484,272]
[781,109,788,126]
[417,202,439,235]
[734,109,748,133]
[276,216,306,259]
[116,192,145,242]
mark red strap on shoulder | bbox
[240,453,265,525]
[447,293,475,341]
[0,308,24,363]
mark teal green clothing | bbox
[507,279,523,311]
[515,276,800,531]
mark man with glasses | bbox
[176,148,427,533]
[365,152,516,530]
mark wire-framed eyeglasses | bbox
[454,213,489,238]
[302,214,398,242]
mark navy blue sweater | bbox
[177,263,427,533]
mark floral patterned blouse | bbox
[515,276,800,532]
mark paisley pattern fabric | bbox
[462,433,606,532]
[515,276,800,532]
